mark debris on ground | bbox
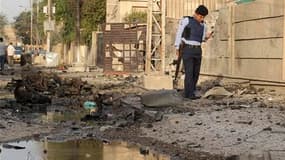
[1,66,285,160]
[203,86,233,99]
[141,90,183,107]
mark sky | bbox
[0,0,30,23]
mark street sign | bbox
[44,20,55,31]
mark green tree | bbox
[14,0,46,45]
[54,0,106,45]
[81,0,106,44]
[0,14,8,35]
[53,0,77,43]
[123,11,147,23]
[14,11,31,44]
[34,1,47,46]
[15,0,106,47]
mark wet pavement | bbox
[0,139,170,160]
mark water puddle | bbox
[0,139,170,160]
[41,110,87,123]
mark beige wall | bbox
[165,0,285,81]
[106,0,148,23]
[202,0,285,81]
[106,0,285,81]
[119,1,148,22]
[106,0,228,23]
[166,0,228,18]
[106,0,120,23]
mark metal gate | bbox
[103,23,146,72]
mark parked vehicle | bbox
[13,46,23,63]
[38,49,47,56]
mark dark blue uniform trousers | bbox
[182,46,202,98]
[0,55,5,71]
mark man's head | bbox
[194,5,208,23]
[0,37,3,42]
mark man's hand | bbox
[176,49,180,57]
[205,31,214,41]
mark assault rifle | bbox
[173,44,184,89]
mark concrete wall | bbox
[106,0,120,23]
[201,8,231,76]
[119,1,148,22]
[105,0,228,71]
[106,0,148,23]
[105,0,285,82]
[202,0,285,81]
[165,0,285,82]
[166,0,228,18]
[106,0,228,23]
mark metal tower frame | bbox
[145,0,166,75]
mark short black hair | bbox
[195,5,208,16]
[0,37,3,42]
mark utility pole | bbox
[47,0,51,52]
[36,0,39,48]
[0,0,2,16]
[283,0,285,80]
[30,0,33,49]
[75,0,81,63]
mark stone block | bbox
[141,90,183,107]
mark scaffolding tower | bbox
[145,0,166,75]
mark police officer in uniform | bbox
[174,5,210,99]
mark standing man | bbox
[7,42,15,66]
[174,5,211,99]
[0,37,6,71]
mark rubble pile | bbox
[4,67,159,127]
[6,68,93,104]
